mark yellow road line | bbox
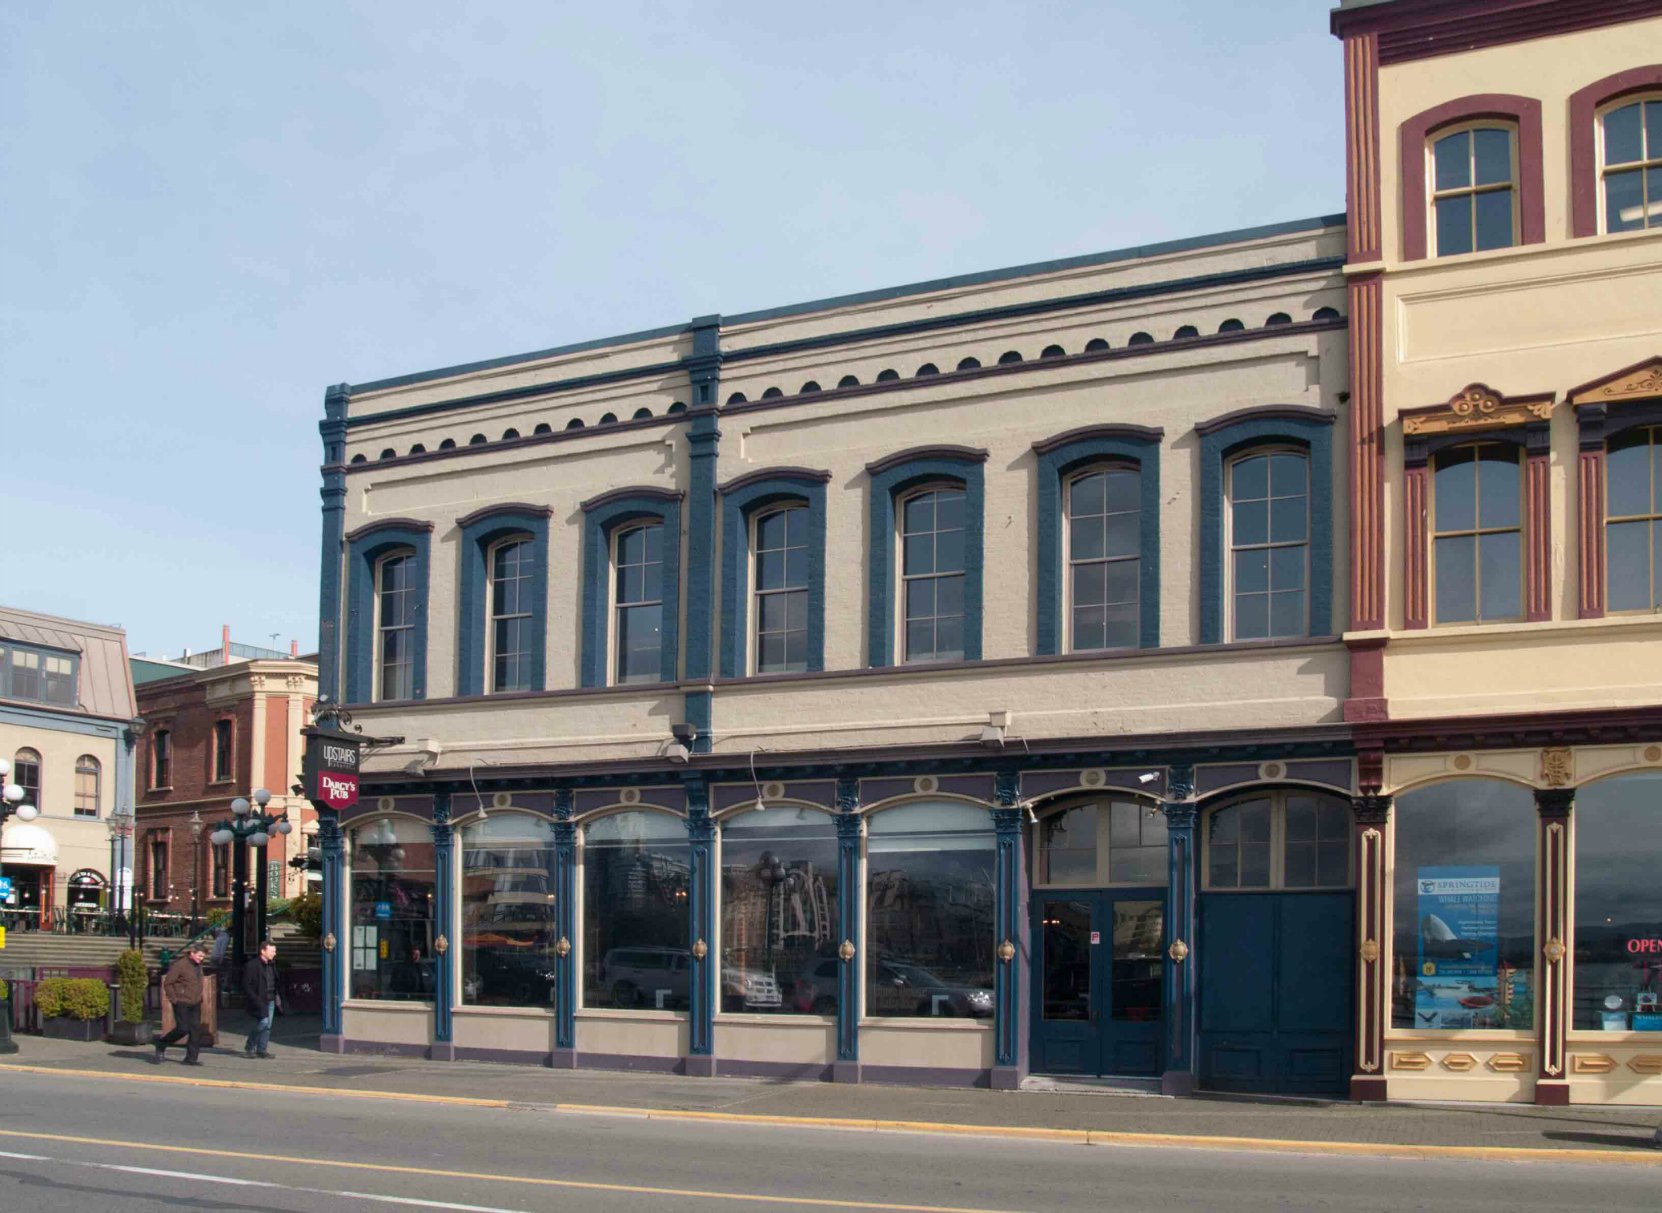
[2,1062,1658,1166]
[0,1127,1021,1213]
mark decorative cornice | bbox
[454,502,555,528]
[1030,424,1164,455]
[578,485,684,513]
[1332,0,1662,67]
[864,445,989,476]
[717,466,832,495]
[344,517,435,542]
[1401,384,1554,437]
[1566,357,1662,410]
[1195,405,1336,438]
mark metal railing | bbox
[0,906,200,938]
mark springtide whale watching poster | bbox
[1416,866,1501,1029]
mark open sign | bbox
[317,771,360,809]
[1627,938,1662,954]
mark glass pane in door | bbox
[1042,899,1092,1021]
[1111,900,1163,1022]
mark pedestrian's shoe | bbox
[151,1043,165,1064]
[181,1059,204,1067]
[243,1049,256,1059]
[256,1052,273,1059]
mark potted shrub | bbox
[36,977,110,1043]
[110,950,152,1046]
[0,979,15,1055]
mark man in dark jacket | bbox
[242,940,278,1059]
[153,943,208,1065]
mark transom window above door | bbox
[1430,125,1516,255]
[1205,791,1352,891]
[1035,797,1168,887]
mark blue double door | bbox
[1031,890,1165,1078]
[1197,891,1354,1095]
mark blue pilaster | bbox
[684,778,717,1073]
[991,768,1026,1089]
[833,778,862,1082]
[1161,764,1198,1096]
[681,316,722,753]
[551,790,577,1066]
[319,812,345,1047]
[317,384,349,702]
[430,791,455,1058]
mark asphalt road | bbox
[0,1070,1655,1212]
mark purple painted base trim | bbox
[1162,1069,1196,1097]
[720,1059,834,1083]
[832,1060,862,1084]
[549,1048,577,1070]
[453,1046,549,1066]
[320,1034,345,1055]
[1534,1080,1570,1107]
[989,1065,1024,1092]
[683,1054,717,1078]
[1350,1076,1387,1102]
[579,1051,686,1076]
[342,1039,429,1058]
[861,1065,990,1089]
[428,1042,457,1062]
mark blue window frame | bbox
[345,519,433,703]
[866,446,987,667]
[719,468,829,677]
[1034,426,1162,654]
[1197,408,1334,644]
[1228,450,1310,640]
[456,504,552,696]
[580,488,682,687]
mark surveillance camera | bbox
[665,742,690,764]
[1137,772,1159,784]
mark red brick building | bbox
[132,635,317,923]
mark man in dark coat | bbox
[153,943,208,1065]
[242,940,278,1059]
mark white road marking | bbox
[0,1150,49,1160]
[96,1163,278,1186]
[336,1191,533,1213]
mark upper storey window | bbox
[1431,126,1516,256]
[754,505,809,675]
[0,642,77,707]
[1602,98,1662,233]
[614,522,665,684]
[1433,443,1522,625]
[1229,451,1309,640]
[377,551,417,701]
[900,486,966,663]
[1607,426,1662,612]
[1066,466,1140,651]
[489,537,535,693]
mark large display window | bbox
[1391,780,1534,1030]
[582,811,690,1010]
[865,801,995,1019]
[460,814,558,1008]
[1573,772,1662,1032]
[348,817,436,1001]
[719,808,838,1014]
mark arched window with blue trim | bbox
[456,503,551,696]
[579,488,682,688]
[899,484,967,663]
[345,518,433,704]
[718,468,829,678]
[1227,449,1310,640]
[1065,464,1142,651]
[614,522,665,685]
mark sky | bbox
[0,2,1343,658]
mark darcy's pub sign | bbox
[303,728,361,810]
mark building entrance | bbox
[1031,891,1164,1077]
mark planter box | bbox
[42,1017,104,1043]
[0,1000,15,1055]
[109,1020,152,1046]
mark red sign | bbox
[316,770,360,809]
[1627,938,1662,954]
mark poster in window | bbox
[1414,865,1521,1029]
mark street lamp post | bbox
[188,809,204,933]
[107,807,136,944]
[0,758,41,925]
[208,789,292,992]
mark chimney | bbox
[290,639,299,657]
[222,624,231,663]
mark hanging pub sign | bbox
[302,727,362,810]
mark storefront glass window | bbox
[348,817,436,1002]
[1036,798,1167,886]
[1391,780,1534,1030]
[1573,772,1662,1031]
[720,807,838,1015]
[583,811,690,1009]
[865,801,996,1018]
[460,814,558,1008]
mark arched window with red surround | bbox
[1570,66,1662,239]
[1398,94,1543,261]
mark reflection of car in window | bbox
[597,947,782,1011]
[868,959,993,1018]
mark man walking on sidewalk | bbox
[242,940,278,1059]
[153,943,209,1066]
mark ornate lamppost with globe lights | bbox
[0,757,41,925]
[208,789,292,990]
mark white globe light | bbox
[0,757,10,777]
[249,831,270,847]
[16,804,38,821]
[275,820,293,835]
[390,846,405,863]
[253,787,271,807]
[210,828,234,846]
[231,798,250,816]
[2,783,22,804]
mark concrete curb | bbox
[4,1062,1659,1166]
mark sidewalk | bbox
[4,1010,1660,1159]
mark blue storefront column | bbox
[319,811,345,1051]
[430,791,455,1060]
[551,789,578,1068]
[833,778,862,1083]
[1161,764,1198,1096]
[684,778,717,1075]
[991,769,1027,1090]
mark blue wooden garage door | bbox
[1197,891,1352,1095]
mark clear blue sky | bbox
[0,3,1342,658]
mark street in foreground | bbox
[0,1069,1656,1213]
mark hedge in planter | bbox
[37,977,110,1043]
[0,978,12,1055]
[111,950,152,1045]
